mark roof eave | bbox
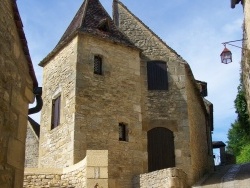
[39,30,141,67]
[12,1,38,88]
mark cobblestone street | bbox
[193,163,250,188]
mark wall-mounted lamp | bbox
[220,39,246,64]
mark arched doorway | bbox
[147,127,175,172]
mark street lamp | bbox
[220,39,246,64]
[220,45,232,64]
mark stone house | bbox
[232,0,250,115]
[0,0,39,187]
[25,0,214,187]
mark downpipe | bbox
[28,87,43,115]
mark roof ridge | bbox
[40,0,138,66]
[57,0,88,46]
[114,0,186,63]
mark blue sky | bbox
[17,0,243,145]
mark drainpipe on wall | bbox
[28,87,43,115]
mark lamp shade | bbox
[220,47,232,64]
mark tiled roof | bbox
[213,141,226,148]
[12,1,38,88]
[231,0,243,8]
[40,0,136,66]
[113,0,185,63]
[28,116,40,138]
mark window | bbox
[51,95,61,129]
[119,123,128,141]
[94,56,102,75]
[98,19,110,32]
[147,61,168,90]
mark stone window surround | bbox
[119,122,128,142]
[50,87,62,131]
[147,60,169,91]
[94,55,103,75]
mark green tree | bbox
[237,143,250,164]
[227,76,250,163]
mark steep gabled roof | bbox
[113,0,185,62]
[28,116,40,138]
[40,0,136,66]
[12,1,38,88]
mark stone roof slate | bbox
[113,0,185,63]
[59,0,134,46]
[40,0,136,66]
[213,141,226,148]
[28,116,40,138]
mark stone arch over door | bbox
[147,127,175,172]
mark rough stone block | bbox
[24,86,35,103]
[7,138,24,170]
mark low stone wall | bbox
[23,150,108,188]
[133,168,187,188]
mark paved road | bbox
[193,163,250,188]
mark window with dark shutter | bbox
[119,123,128,141]
[94,56,102,75]
[51,95,61,129]
[147,61,168,90]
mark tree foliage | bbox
[227,76,250,163]
[237,143,250,164]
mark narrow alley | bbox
[193,163,250,188]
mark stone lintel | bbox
[142,119,178,132]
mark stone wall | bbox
[0,0,35,187]
[24,150,108,188]
[114,1,213,186]
[25,124,39,168]
[115,0,191,178]
[75,34,143,188]
[185,68,214,185]
[39,37,78,168]
[242,0,250,115]
[133,168,187,188]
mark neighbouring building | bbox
[0,0,38,187]
[232,0,250,115]
[24,0,214,187]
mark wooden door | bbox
[147,127,175,172]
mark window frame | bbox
[147,61,168,90]
[51,95,61,130]
[94,55,103,75]
[119,123,128,142]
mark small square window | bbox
[94,56,102,75]
[119,123,128,141]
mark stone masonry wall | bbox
[133,168,187,188]
[115,1,192,176]
[39,37,78,168]
[0,0,34,187]
[75,34,143,188]
[242,0,250,115]
[24,150,108,188]
[25,124,39,168]
[185,69,213,185]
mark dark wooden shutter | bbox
[51,96,61,129]
[147,61,168,90]
[147,127,175,172]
